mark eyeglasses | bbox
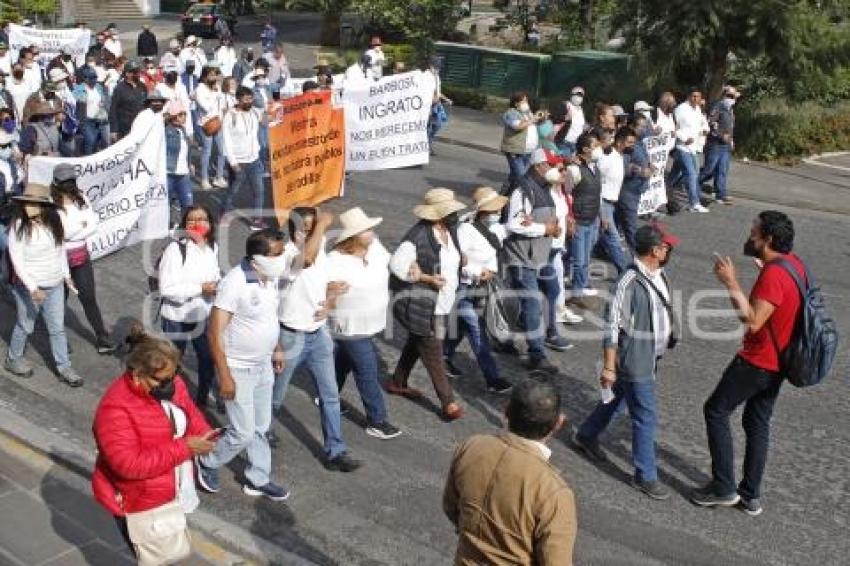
[0,143,11,149]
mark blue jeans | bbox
[161,317,216,403]
[443,289,500,385]
[167,174,193,212]
[334,337,388,426]
[200,363,273,487]
[8,284,70,371]
[578,378,659,483]
[200,129,226,182]
[273,326,347,459]
[598,200,627,274]
[569,218,599,293]
[537,256,562,339]
[504,152,530,191]
[224,159,265,219]
[699,144,731,200]
[672,148,700,206]
[78,119,109,156]
[506,265,546,361]
[258,123,270,173]
[616,192,640,251]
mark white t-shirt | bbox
[215,261,284,368]
[565,102,585,144]
[549,185,568,250]
[598,149,625,202]
[58,197,98,250]
[160,402,199,514]
[84,85,102,119]
[159,240,221,323]
[456,222,498,285]
[325,239,391,337]
[7,80,31,121]
[174,133,190,175]
[278,237,328,333]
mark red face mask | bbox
[186,224,210,238]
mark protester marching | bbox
[0,16,841,566]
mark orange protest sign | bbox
[270,90,345,223]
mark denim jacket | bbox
[165,125,191,174]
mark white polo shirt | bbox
[598,148,625,202]
[325,239,391,337]
[215,258,287,369]
[278,237,329,333]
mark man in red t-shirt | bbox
[691,211,803,517]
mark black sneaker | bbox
[487,378,513,394]
[365,421,402,440]
[243,480,290,502]
[195,457,220,493]
[738,496,763,517]
[544,335,574,352]
[690,484,741,507]
[96,337,117,355]
[266,430,281,449]
[571,430,608,463]
[324,452,362,472]
[445,359,463,378]
[631,479,671,500]
[527,357,558,375]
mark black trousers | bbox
[704,356,783,499]
[65,259,108,339]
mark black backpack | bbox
[148,240,188,294]
[768,259,838,388]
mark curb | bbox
[0,403,316,566]
[435,135,500,156]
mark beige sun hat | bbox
[413,188,466,221]
[13,183,55,206]
[472,186,508,213]
[336,207,383,243]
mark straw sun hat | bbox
[336,207,383,242]
[413,188,466,221]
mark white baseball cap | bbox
[634,100,653,112]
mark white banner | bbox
[8,24,90,67]
[638,133,671,215]
[342,70,435,171]
[28,117,169,260]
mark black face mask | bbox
[245,54,254,62]
[743,237,760,258]
[443,212,459,227]
[622,146,635,155]
[149,377,176,401]
[165,72,178,85]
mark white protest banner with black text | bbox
[8,24,90,67]
[638,133,671,215]
[28,117,168,260]
[343,70,435,171]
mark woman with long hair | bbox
[4,183,83,386]
[51,163,116,354]
[92,323,215,558]
[326,207,402,440]
[158,204,222,409]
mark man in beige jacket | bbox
[443,378,577,565]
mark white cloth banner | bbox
[28,117,169,260]
[8,24,90,67]
[342,70,435,171]
[638,133,671,215]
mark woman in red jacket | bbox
[92,324,217,552]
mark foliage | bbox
[612,0,850,101]
[350,0,462,61]
[735,98,850,161]
[288,0,349,14]
[20,0,55,15]
[442,85,487,110]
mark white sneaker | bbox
[212,177,228,188]
[690,204,710,213]
[582,288,599,297]
[557,306,584,325]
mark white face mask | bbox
[484,213,501,226]
[570,94,583,106]
[544,167,563,184]
[724,97,737,108]
[252,254,289,278]
[590,147,604,162]
[517,101,530,113]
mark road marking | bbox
[803,151,850,172]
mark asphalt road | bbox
[1,140,849,565]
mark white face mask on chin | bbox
[590,147,604,162]
[252,254,289,278]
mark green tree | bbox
[289,0,351,45]
[614,0,850,100]
[350,0,461,60]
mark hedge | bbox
[735,99,850,162]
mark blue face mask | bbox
[2,118,15,134]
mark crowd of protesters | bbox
[0,18,823,566]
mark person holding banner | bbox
[4,183,84,387]
[195,64,228,190]
[221,86,266,230]
[51,164,116,355]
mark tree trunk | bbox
[580,0,594,48]
[706,44,729,101]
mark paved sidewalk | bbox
[0,431,243,566]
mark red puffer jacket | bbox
[91,372,212,516]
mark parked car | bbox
[181,2,236,39]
